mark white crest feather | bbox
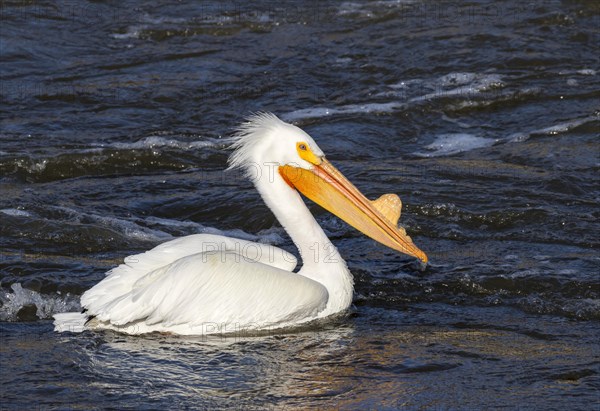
[227,112,285,174]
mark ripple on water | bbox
[1,0,599,409]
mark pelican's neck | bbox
[253,168,354,314]
[256,171,338,269]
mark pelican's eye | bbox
[296,142,322,166]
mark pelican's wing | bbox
[86,250,327,333]
[81,234,297,314]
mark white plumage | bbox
[54,113,426,335]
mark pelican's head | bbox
[228,112,428,263]
[228,112,325,172]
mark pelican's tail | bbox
[53,312,87,333]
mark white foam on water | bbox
[410,73,504,102]
[438,72,478,86]
[576,69,596,76]
[282,107,336,121]
[140,15,189,25]
[384,73,504,102]
[111,27,143,39]
[284,72,504,122]
[413,133,496,157]
[388,78,423,90]
[334,57,353,65]
[3,136,218,172]
[111,9,284,40]
[11,158,49,174]
[101,136,222,150]
[0,208,32,217]
[558,69,597,76]
[338,0,415,17]
[283,102,404,121]
[534,121,587,135]
[111,15,187,39]
[144,216,205,229]
[338,2,371,17]
[0,283,81,321]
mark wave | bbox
[283,72,505,122]
[110,3,339,40]
[3,267,598,322]
[0,283,80,321]
[558,68,597,76]
[282,70,596,125]
[2,204,288,250]
[110,0,424,42]
[508,115,599,142]
[0,135,227,183]
[283,102,405,122]
[411,114,598,157]
[409,73,505,103]
[96,136,225,150]
[1,205,596,322]
[81,212,174,243]
[142,215,287,245]
[412,133,496,157]
[0,208,33,217]
[354,270,600,321]
[338,0,419,19]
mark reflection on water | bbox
[85,321,356,407]
[1,0,599,408]
[2,305,598,409]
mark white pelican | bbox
[54,113,427,335]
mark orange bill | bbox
[280,159,428,263]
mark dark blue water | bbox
[1,1,599,409]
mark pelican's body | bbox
[54,113,426,335]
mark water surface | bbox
[1,0,599,409]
